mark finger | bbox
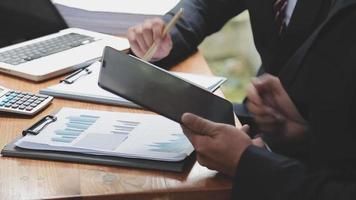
[257,74,303,121]
[127,27,145,57]
[273,112,286,124]
[255,114,286,133]
[247,102,284,132]
[181,113,218,137]
[247,100,274,117]
[160,34,173,52]
[151,18,165,41]
[251,75,264,92]
[152,34,173,60]
[257,74,285,96]
[131,42,144,58]
[240,124,250,133]
[142,20,154,48]
[182,125,214,162]
[252,76,278,108]
[181,125,206,147]
[246,82,263,106]
[264,93,278,108]
[134,25,149,53]
[254,114,278,125]
[126,27,136,43]
[252,105,284,124]
[181,125,198,144]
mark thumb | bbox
[241,124,250,134]
[159,35,173,52]
[258,74,285,96]
[181,113,216,136]
[251,77,265,94]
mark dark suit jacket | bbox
[154,0,356,198]
[233,0,356,199]
[153,0,333,130]
[156,0,332,76]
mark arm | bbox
[233,145,356,200]
[180,111,356,200]
[232,145,305,200]
[154,0,246,68]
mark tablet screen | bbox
[98,47,235,126]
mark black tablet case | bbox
[1,137,194,172]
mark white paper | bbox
[44,62,132,105]
[51,0,180,34]
[40,61,226,107]
[16,108,193,161]
[52,0,180,15]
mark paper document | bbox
[40,61,226,108]
[52,0,181,35]
[16,108,193,162]
[52,0,180,15]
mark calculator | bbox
[0,85,53,115]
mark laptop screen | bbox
[0,0,67,48]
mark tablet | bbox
[98,47,235,126]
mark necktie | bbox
[274,0,288,35]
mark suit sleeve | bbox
[232,145,356,200]
[153,0,246,68]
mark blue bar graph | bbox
[61,135,77,139]
[67,121,94,126]
[54,130,82,136]
[111,120,140,135]
[66,116,98,122]
[51,114,99,143]
[148,134,190,153]
[66,123,91,130]
[51,137,74,143]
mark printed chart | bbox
[52,114,99,143]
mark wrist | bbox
[231,141,252,177]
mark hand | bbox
[181,113,252,177]
[246,74,307,142]
[127,18,173,61]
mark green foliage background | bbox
[198,12,261,103]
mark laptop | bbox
[0,0,129,81]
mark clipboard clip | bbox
[60,67,92,84]
[22,115,57,136]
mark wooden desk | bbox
[0,52,233,200]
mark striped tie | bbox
[274,0,288,35]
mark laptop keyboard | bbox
[0,33,96,66]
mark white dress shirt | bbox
[285,0,298,26]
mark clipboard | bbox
[1,111,195,172]
[40,61,226,108]
[1,138,194,172]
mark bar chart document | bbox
[15,108,193,162]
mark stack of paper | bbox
[40,62,227,108]
[16,108,193,162]
[52,0,180,35]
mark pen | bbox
[142,8,184,61]
[60,67,92,84]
